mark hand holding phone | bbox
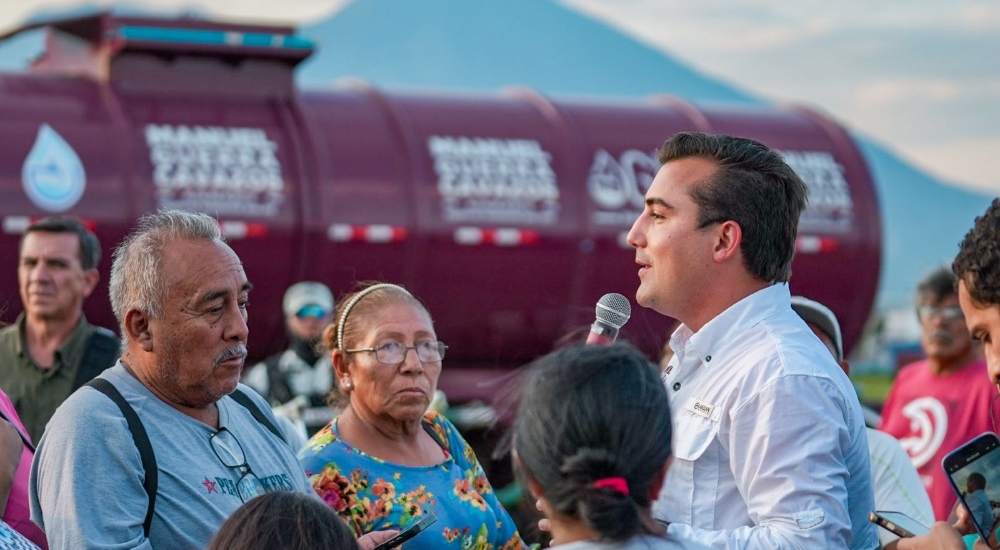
[943,432,1000,549]
[371,513,437,550]
[870,510,931,538]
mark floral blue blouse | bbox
[298,411,530,550]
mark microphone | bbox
[586,293,632,345]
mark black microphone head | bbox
[596,293,631,328]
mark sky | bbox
[0,0,997,194]
[560,0,1000,195]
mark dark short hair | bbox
[916,265,957,305]
[206,491,359,550]
[513,343,672,541]
[968,472,987,489]
[22,217,101,270]
[954,198,1000,307]
[658,132,808,283]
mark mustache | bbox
[214,343,248,366]
[928,329,954,343]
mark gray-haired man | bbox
[30,210,391,550]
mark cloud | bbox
[960,3,1000,30]
[0,0,352,34]
[560,0,1000,192]
[903,138,1000,194]
[853,77,1000,105]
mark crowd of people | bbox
[1,131,999,550]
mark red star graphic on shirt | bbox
[203,477,217,494]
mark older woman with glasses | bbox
[298,282,531,550]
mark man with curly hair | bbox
[896,198,1000,550]
[954,198,1000,391]
[879,264,995,520]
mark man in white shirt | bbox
[627,132,878,549]
[965,473,994,537]
[896,201,1000,550]
[791,295,935,550]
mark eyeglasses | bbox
[210,427,266,503]
[918,306,965,322]
[345,341,448,364]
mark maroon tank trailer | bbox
[0,14,880,403]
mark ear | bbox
[81,268,100,298]
[332,349,353,388]
[124,309,154,351]
[648,456,673,502]
[712,221,742,263]
[511,450,543,500]
[527,477,547,506]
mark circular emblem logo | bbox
[899,397,948,468]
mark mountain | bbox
[297,0,759,105]
[295,0,993,310]
[857,138,993,307]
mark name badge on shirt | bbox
[688,398,714,419]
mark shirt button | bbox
[705,355,712,362]
[673,382,681,391]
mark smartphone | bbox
[371,512,438,550]
[869,510,931,538]
[943,432,1000,548]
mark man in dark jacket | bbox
[242,281,335,436]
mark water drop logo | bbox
[21,124,86,212]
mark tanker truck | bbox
[0,14,881,405]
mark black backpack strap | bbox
[72,329,120,391]
[229,387,285,444]
[0,408,34,453]
[86,378,158,538]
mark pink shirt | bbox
[879,358,996,520]
[0,389,47,549]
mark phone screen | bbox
[870,510,930,538]
[371,513,438,550]
[943,432,1000,549]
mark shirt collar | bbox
[671,283,791,364]
[14,311,91,365]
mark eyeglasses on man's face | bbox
[209,427,266,503]
[918,305,965,323]
[345,340,448,364]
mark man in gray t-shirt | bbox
[30,363,311,549]
[29,211,390,550]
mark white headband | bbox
[336,283,413,350]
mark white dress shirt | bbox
[866,428,934,547]
[654,283,878,550]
